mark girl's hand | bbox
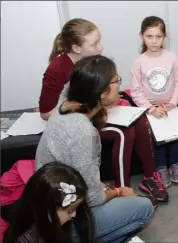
[150,107,167,118]
[34,107,40,112]
[118,187,137,197]
[104,184,137,197]
[164,103,175,111]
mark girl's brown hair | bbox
[140,16,166,53]
[49,18,97,62]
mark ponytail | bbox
[49,33,65,63]
[48,19,97,63]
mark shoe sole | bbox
[170,178,178,183]
[164,181,172,188]
[169,170,178,183]
[139,184,169,202]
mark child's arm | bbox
[39,62,67,120]
[169,56,178,107]
[131,61,152,108]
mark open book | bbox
[146,107,178,144]
[106,106,147,127]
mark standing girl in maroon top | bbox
[39,18,103,120]
[39,18,168,203]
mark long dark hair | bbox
[3,162,95,243]
[59,55,117,129]
[140,16,166,53]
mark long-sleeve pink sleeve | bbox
[170,56,178,106]
[131,61,152,107]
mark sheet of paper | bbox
[107,106,147,127]
[1,130,9,140]
[6,112,47,136]
[146,107,178,143]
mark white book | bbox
[6,112,47,136]
[106,106,147,127]
[146,107,178,144]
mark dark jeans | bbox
[154,140,178,168]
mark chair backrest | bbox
[119,91,137,107]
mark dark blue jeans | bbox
[154,140,178,167]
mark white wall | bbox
[1,1,60,111]
[168,1,178,53]
[1,1,178,111]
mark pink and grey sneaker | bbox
[157,166,172,187]
[169,164,178,183]
[139,172,169,202]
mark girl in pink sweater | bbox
[131,16,178,187]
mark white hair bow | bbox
[59,182,77,207]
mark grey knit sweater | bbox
[35,83,106,207]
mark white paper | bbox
[1,130,9,140]
[146,107,178,142]
[107,106,147,127]
[6,112,47,136]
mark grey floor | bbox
[130,174,178,242]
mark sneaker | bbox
[169,164,178,183]
[139,172,169,202]
[157,166,172,187]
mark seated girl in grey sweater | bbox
[35,55,153,243]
